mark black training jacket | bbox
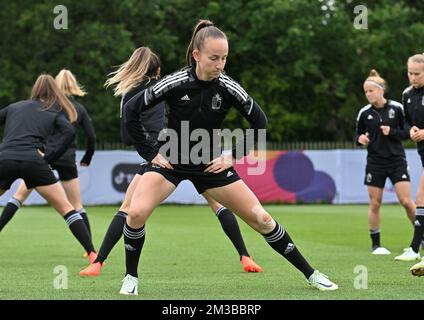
[403,85,424,156]
[46,97,96,166]
[124,66,267,164]
[120,79,167,162]
[0,100,75,164]
[355,100,409,167]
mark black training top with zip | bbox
[124,66,267,165]
[45,97,96,166]
[403,85,424,156]
[355,100,409,168]
[0,100,75,164]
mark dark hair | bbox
[185,19,227,66]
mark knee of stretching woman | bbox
[254,209,276,234]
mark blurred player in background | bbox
[0,74,96,262]
[403,53,424,275]
[0,69,96,241]
[356,69,417,258]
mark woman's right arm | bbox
[123,86,163,147]
[124,69,190,142]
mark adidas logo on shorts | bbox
[402,174,408,179]
[226,171,234,178]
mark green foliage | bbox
[0,0,423,142]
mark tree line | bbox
[1,0,423,143]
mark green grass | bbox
[0,204,422,300]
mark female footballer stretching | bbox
[79,46,262,277]
[119,20,338,295]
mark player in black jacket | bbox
[79,46,262,277]
[119,21,337,295]
[403,54,424,275]
[0,74,96,263]
[0,69,96,239]
[356,69,416,258]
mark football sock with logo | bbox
[410,207,424,253]
[263,222,314,278]
[94,211,128,264]
[0,197,22,231]
[63,210,95,253]
[370,229,381,250]
[123,222,145,278]
[215,207,249,258]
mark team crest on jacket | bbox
[388,108,395,119]
[211,93,222,110]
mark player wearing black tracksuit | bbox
[0,97,96,233]
[47,97,96,179]
[403,85,424,166]
[355,100,410,188]
[124,66,267,192]
[403,84,424,255]
[0,100,75,188]
[0,99,96,258]
[120,63,330,291]
[84,77,263,273]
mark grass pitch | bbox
[0,204,422,300]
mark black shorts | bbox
[0,159,58,190]
[144,163,241,194]
[364,163,410,188]
[50,163,78,181]
[137,163,148,176]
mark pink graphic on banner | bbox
[235,151,336,203]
